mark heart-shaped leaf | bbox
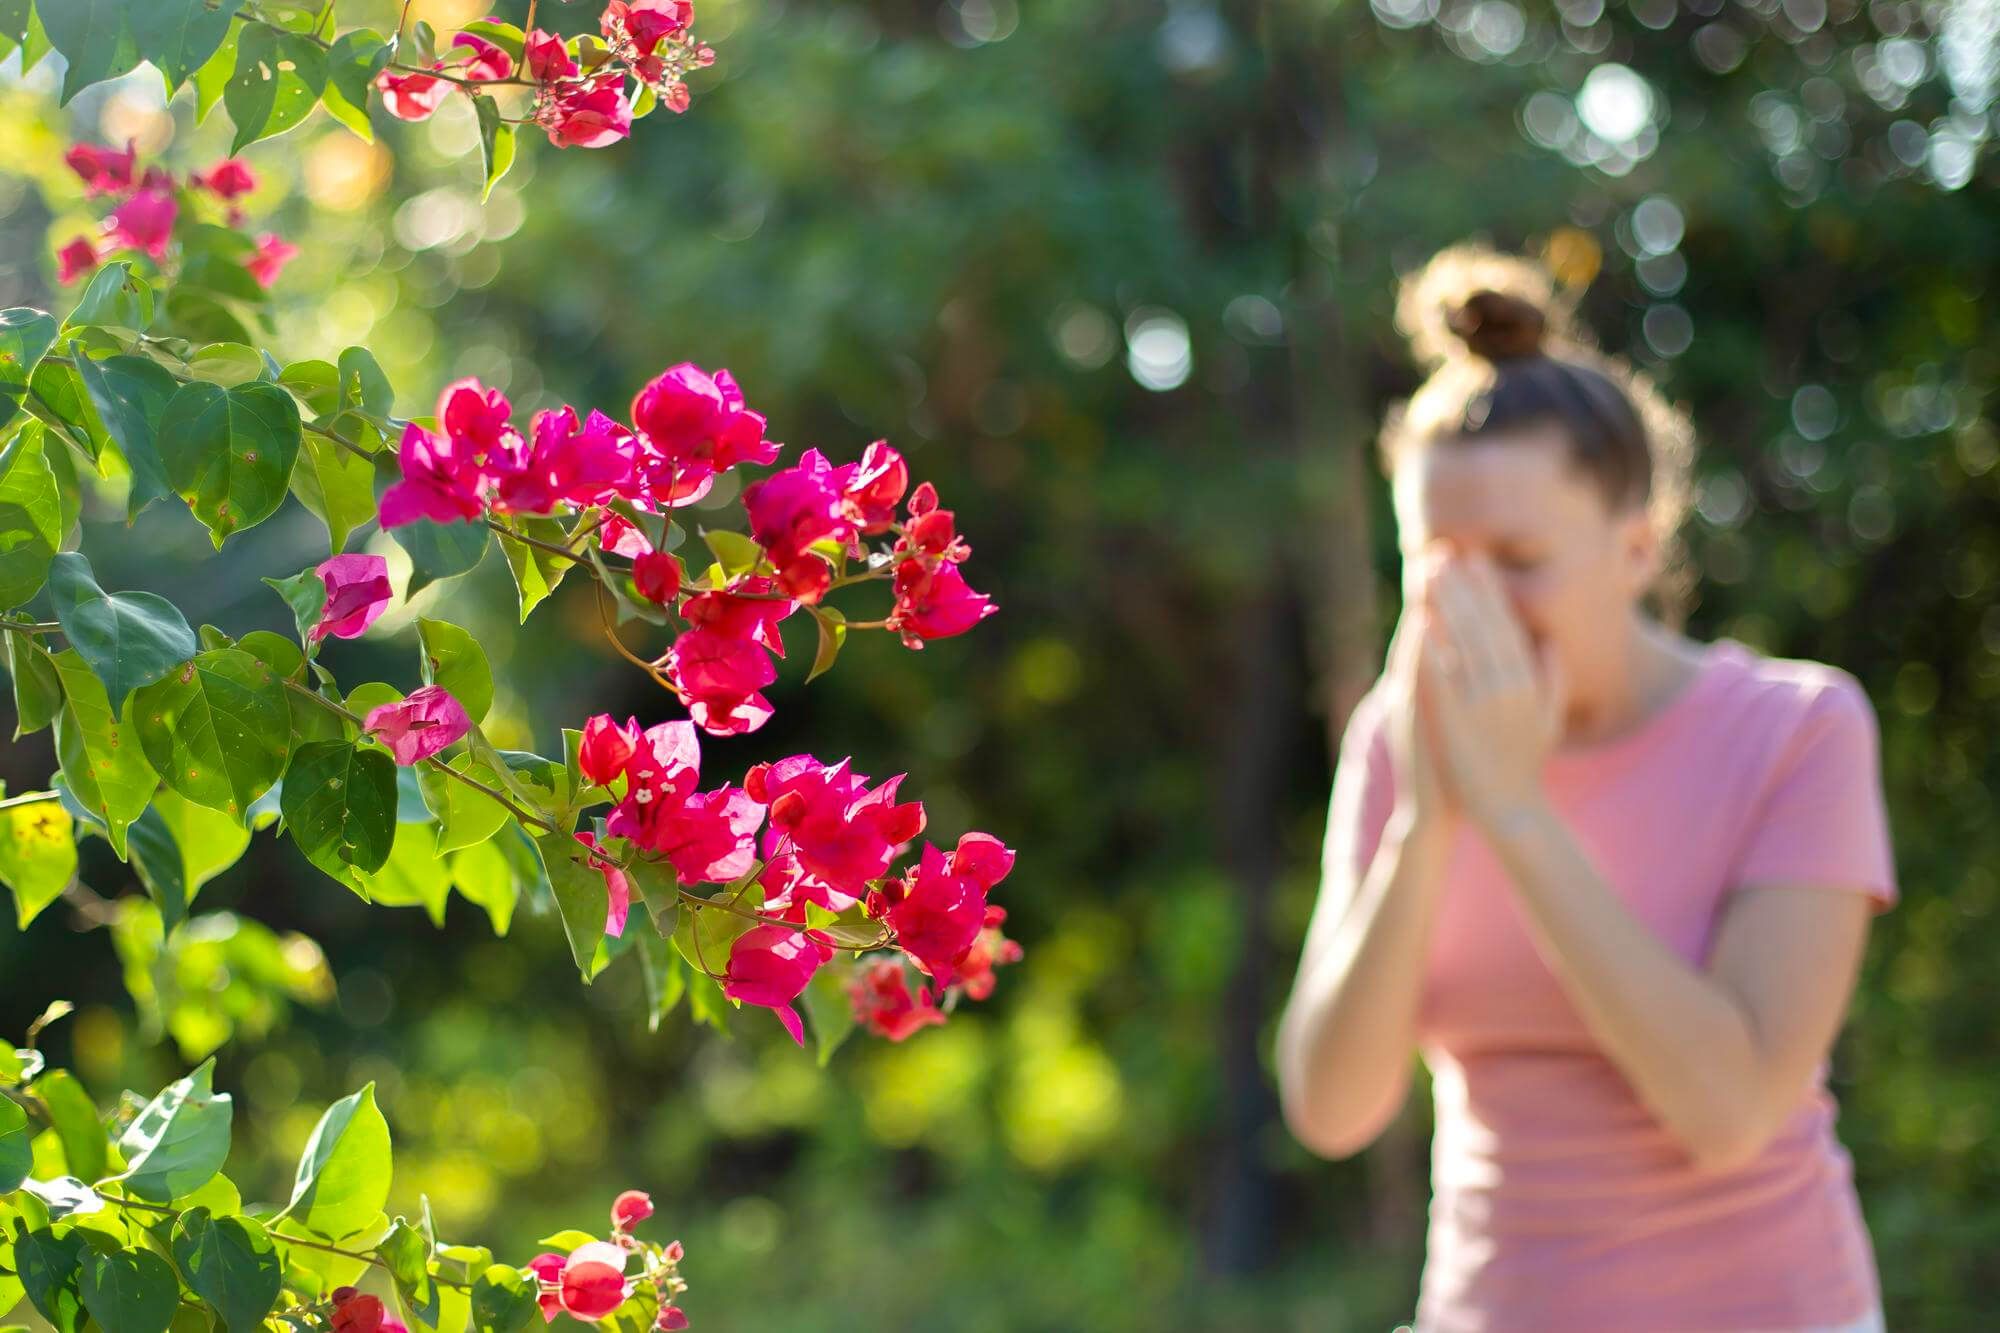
[157,379,303,547]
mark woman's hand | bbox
[1383,558,1459,836]
[1417,552,1565,826]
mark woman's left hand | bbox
[1417,552,1567,826]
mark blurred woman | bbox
[1275,243,1895,1333]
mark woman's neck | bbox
[1560,616,1705,748]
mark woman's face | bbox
[1392,424,1658,695]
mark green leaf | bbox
[276,359,338,417]
[416,618,493,725]
[13,1221,87,1333]
[0,0,52,72]
[157,380,303,548]
[447,840,518,935]
[150,788,252,901]
[672,893,757,985]
[0,425,62,606]
[497,518,574,623]
[392,519,488,597]
[534,831,608,979]
[189,26,238,123]
[130,648,291,817]
[279,1084,392,1241]
[49,552,196,714]
[469,1265,538,1333]
[283,740,396,879]
[623,856,680,939]
[379,1215,438,1330]
[0,1095,29,1191]
[184,343,263,387]
[262,565,329,649]
[50,649,159,858]
[320,29,390,143]
[701,528,764,579]
[4,626,64,738]
[289,433,378,556]
[416,756,509,856]
[127,804,191,929]
[800,964,857,1067]
[531,1229,597,1252]
[474,97,516,203]
[27,360,110,465]
[64,263,155,338]
[132,0,248,94]
[116,1058,232,1202]
[0,307,59,428]
[171,1209,282,1333]
[224,23,328,154]
[71,351,178,519]
[634,930,686,1033]
[39,0,141,104]
[78,1246,178,1333]
[35,1068,109,1183]
[806,605,846,684]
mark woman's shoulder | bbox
[1698,636,1880,752]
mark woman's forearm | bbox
[1478,797,1798,1169]
[1277,811,1456,1159]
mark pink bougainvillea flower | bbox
[888,559,997,648]
[742,447,853,562]
[849,958,947,1041]
[106,187,177,259]
[495,406,635,513]
[656,1308,689,1332]
[55,236,101,285]
[648,784,764,884]
[628,364,779,499]
[558,1242,629,1320]
[749,757,924,912]
[437,377,521,476]
[330,1291,387,1333]
[192,157,256,201]
[376,65,453,121]
[954,903,1024,1001]
[949,830,1016,891]
[603,0,693,56]
[662,628,778,736]
[722,923,835,1045]
[526,1253,565,1323]
[378,422,485,528]
[876,841,988,983]
[451,32,514,81]
[611,1189,654,1231]
[244,232,299,289]
[525,28,578,81]
[64,139,137,197]
[597,510,655,558]
[603,718,704,849]
[841,440,908,534]
[364,686,471,766]
[633,551,682,604]
[311,554,392,643]
[679,576,795,657]
[578,713,641,788]
[577,831,631,936]
[544,72,633,149]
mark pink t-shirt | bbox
[1332,637,1897,1333]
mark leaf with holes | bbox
[130,648,291,817]
[157,379,302,548]
[132,0,248,94]
[283,740,396,880]
[224,22,328,153]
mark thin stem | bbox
[491,519,580,563]
[0,789,63,811]
[595,583,678,695]
[0,621,61,637]
[280,679,558,835]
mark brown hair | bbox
[1377,241,1698,625]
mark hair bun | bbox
[1446,289,1546,361]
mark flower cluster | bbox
[573,721,1020,1046]
[374,1,715,151]
[55,142,296,288]
[380,366,995,738]
[516,1191,692,1329]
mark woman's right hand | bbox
[1384,569,1458,835]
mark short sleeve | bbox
[1728,673,1897,909]
[1322,681,1401,891]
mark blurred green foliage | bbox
[4,0,1999,1327]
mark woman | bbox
[1275,243,1896,1333]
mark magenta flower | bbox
[107,187,177,259]
[556,1242,628,1320]
[55,236,101,285]
[193,157,256,201]
[842,440,908,534]
[749,756,926,912]
[376,66,453,121]
[611,1189,654,1231]
[450,32,514,81]
[633,551,682,605]
[880,842,988,983]
[662,628,778,736]
[525,28,578,81]
[244,232,299,289]
[603,719,706,848]
[577,831,631,937]
[494,406,635,514]
[888,560,997,648]
[650,785,764,884]
[544,73,632,149]
[363,686,471,766]
[378,422,484,528]
[437,377,522,478]
[603,0,693,56]
[578,713,641,788]
[311,554,392,643]
[850,959,946,1042]
[628,364,779,502]
[680,577,796,658]
[722,923,835,1046]
[526,1254,564,1323]
[955,903,1024,1001]
[64,139,137,197]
